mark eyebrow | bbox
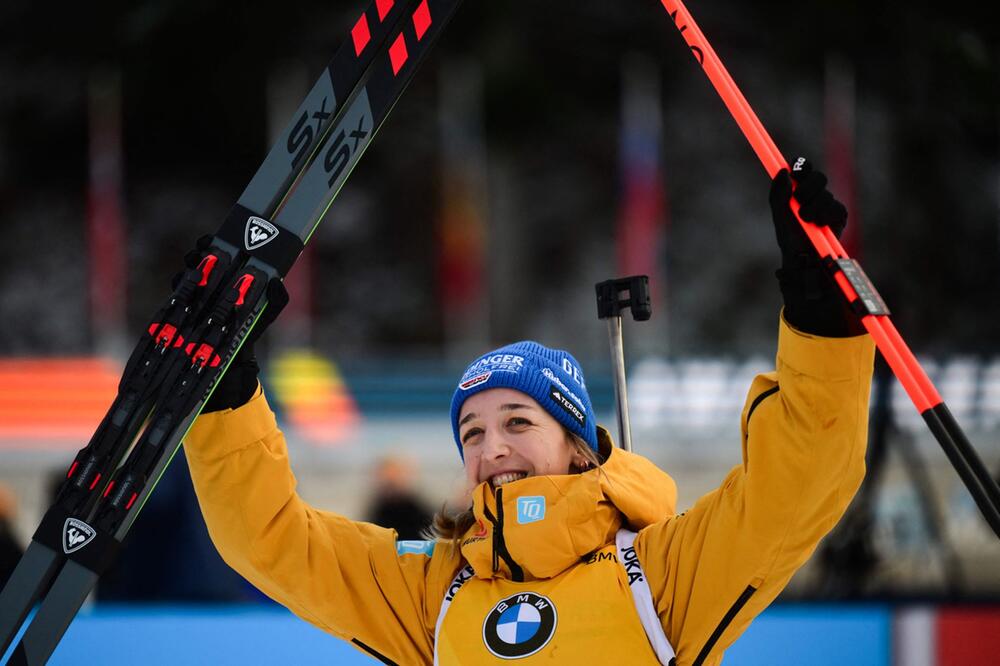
[458,403,536,427]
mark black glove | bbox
[172,238,290,412]
[769,158,864,337]
[203,275,289,412]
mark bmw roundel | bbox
[482,592,557,659]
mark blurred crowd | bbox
[0,1,997,361]
[0,455,433,604]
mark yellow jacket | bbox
[184,316,874,665]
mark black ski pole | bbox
[596,276,652,452]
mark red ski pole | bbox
[657,0,1000,538]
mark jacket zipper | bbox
[692,585,757,666]
[486,506,499,573]
[488,487,525,582]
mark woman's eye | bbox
[507,417,530,427]
[462,428,483,444]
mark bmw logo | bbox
[482,592,557,659]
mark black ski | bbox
[0,0,463,662]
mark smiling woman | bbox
[453,341,597,468]
[433,381,604,545]
[456,391,589,484]
[183,162,875,665]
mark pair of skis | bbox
[0,0,463,662]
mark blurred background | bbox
[1,0,998,663]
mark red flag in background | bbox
[824,55,861,259]
[279,247,314,346]
[438,182,485,313]
[437,60,488,352]
[87,69,128,353]
[617,55,667,297]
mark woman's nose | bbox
[481,430,511,460]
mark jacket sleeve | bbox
[635,313,875,666]
[184,386,454,665]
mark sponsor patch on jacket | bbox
[516,496,546,524]
[620,544,645,585]
[548,385,586,426]
[461,519,489,547]
[396,540,436,556]
[444,564,475,602]
[482,592,557,659]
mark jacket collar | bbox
[459,427,677,581]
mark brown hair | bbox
[426,432,603,546]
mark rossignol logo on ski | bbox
[245,216,279,251]
[63,518,97,554]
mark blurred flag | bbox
[276,249,315,347]
[437,59,489,353]
[87,69,128,354]
[617,55,668,352]
[0,358,120,447]
[267,349,359,446]
[617,56,667,306]
[824,55,861,259]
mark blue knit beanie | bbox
[450,341,597,460]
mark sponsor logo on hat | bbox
[482,592,557,659]
[548,385,586,426]
[466,354,524,375]
[540,368,586,413]
[561,357,586,388]
[460,371,492,390]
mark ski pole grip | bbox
[596,276,651,321]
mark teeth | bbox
[491,472,527,487]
